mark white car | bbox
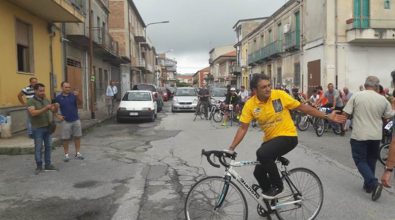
[116,90,157,122]
[171,87,198,112]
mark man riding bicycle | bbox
[196,82,210,119]
[222,87,240,126]
[227,74,346,196]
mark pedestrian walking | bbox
[343,76,395,201]
[106,80,118,116]
[55,81,84,162]
[17,77,37,138]
[27,83,57,174]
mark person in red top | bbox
[315,85,328,106]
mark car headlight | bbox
[193,99,198,104]
[118,107,126,111]
[173,98,178,103]
[142,107,152,111]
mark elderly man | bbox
[342,87,353,106]
[343,76,395,201]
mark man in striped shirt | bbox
[17,77,38,138]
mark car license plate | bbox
[129,112,138,116]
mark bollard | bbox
[0,116,12,138]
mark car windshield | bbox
[175,89,196,96]
[123,92,152,101]
[134,84,155,92]
[211,88,227,97]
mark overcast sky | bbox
[134,0,286,74]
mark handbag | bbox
[48,120,57,134]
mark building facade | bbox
[0,0,83,133]
[108,0,157,96]
[210,50,236,87]
[246,0,395,95]
[192,67,210,88]
[157,54,177,87]
[64,0,125,114]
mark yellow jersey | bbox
[240,90,301,142]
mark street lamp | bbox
[144,20,170,38]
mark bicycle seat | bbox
[277,157,289,166]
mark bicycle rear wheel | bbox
[297,115,310,131]
[275,168,324,220]
[314,118,325,137]
[379,143,389,166]
[184,176,248,220]
[213,111,223,123]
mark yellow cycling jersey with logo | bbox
[240,90,301,142]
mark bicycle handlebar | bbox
[201,149,237,168]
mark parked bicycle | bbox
[185,149,324,220]
[208,99,224,123]
[315,107,342,137]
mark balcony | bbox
[8,0,84,22]
[284,31,300,51]
[230,66,242,75]
[248,40,283,65]
[65,24,124,64]
[136,58,146,68]
[346,18,395,43]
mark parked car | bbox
[132,84,163,112]
[117,90,157,122]
[210,87,227,105]
[171,87,198,112]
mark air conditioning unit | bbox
[283,24,291,34]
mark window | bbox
[385,0,391,9]
[16,19,33,73]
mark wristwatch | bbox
[385,166,393,172]
[324,114,329,120]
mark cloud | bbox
[134,0,285,73]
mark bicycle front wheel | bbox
[213,111,223,123]
[297,115,310,131]
[275,168,324,220]
[379,143,389,166]
[184,176,248,220]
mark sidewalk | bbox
[0,109,114,155]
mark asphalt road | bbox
[0,101,395,220]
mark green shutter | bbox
[354,0,370,28]
[295,11,300,48]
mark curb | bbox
[0,116,113,155]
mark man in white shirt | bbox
[343,76,395,201]
[239,85,249,109]
[106,80,118,116]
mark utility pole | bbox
[88,0,95,119]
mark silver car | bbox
[210,87,227,105]
[171,87,198,112]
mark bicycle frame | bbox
[222,160,303,211]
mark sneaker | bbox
[75,153,84,160]
[372,183,383,201]
[63,155,70,162]
[363,185,373,194]
[221,122,227,127]
[44,164,58,171]
[35,166,43,175]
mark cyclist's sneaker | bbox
[363,184,373,193]
[372,183,383,201]
[63,154,70,162]
[236,115,240,120]
[44,164,58,171]
[221,122,227,127]
[75,153,84,160]
[35,166,43,175]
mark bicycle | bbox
[194,98,209,121]
[185,149,324,220]
[208,99,224,123]
[315,107,342,137]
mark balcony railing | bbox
[284,31,300,51]
[248,40,283,65]
[347,18,395,30]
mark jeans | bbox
[197,100,209,118]
[26,111,32,138]
[32,127,52,167]
[254,136,298,191]
[350,139,380,190]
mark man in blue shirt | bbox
[55,81,84,162]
